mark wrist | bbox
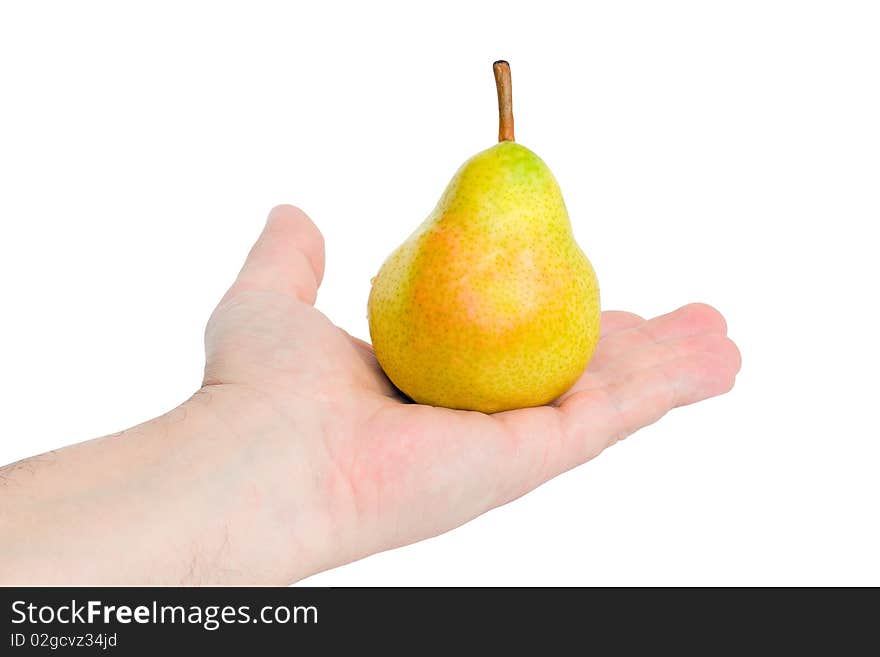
[0,384,336,585]
[181,384,338,584]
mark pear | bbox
[368,61,600,413]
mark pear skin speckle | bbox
[368,141,600,413]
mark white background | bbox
[1,1,878,585]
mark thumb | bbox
[227,205,325,305]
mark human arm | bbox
[0,205,740,584]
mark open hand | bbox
[201,205,741,578]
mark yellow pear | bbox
[368,61,600,413]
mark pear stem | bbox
[493,60,515,142]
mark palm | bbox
[204,206,740,560]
